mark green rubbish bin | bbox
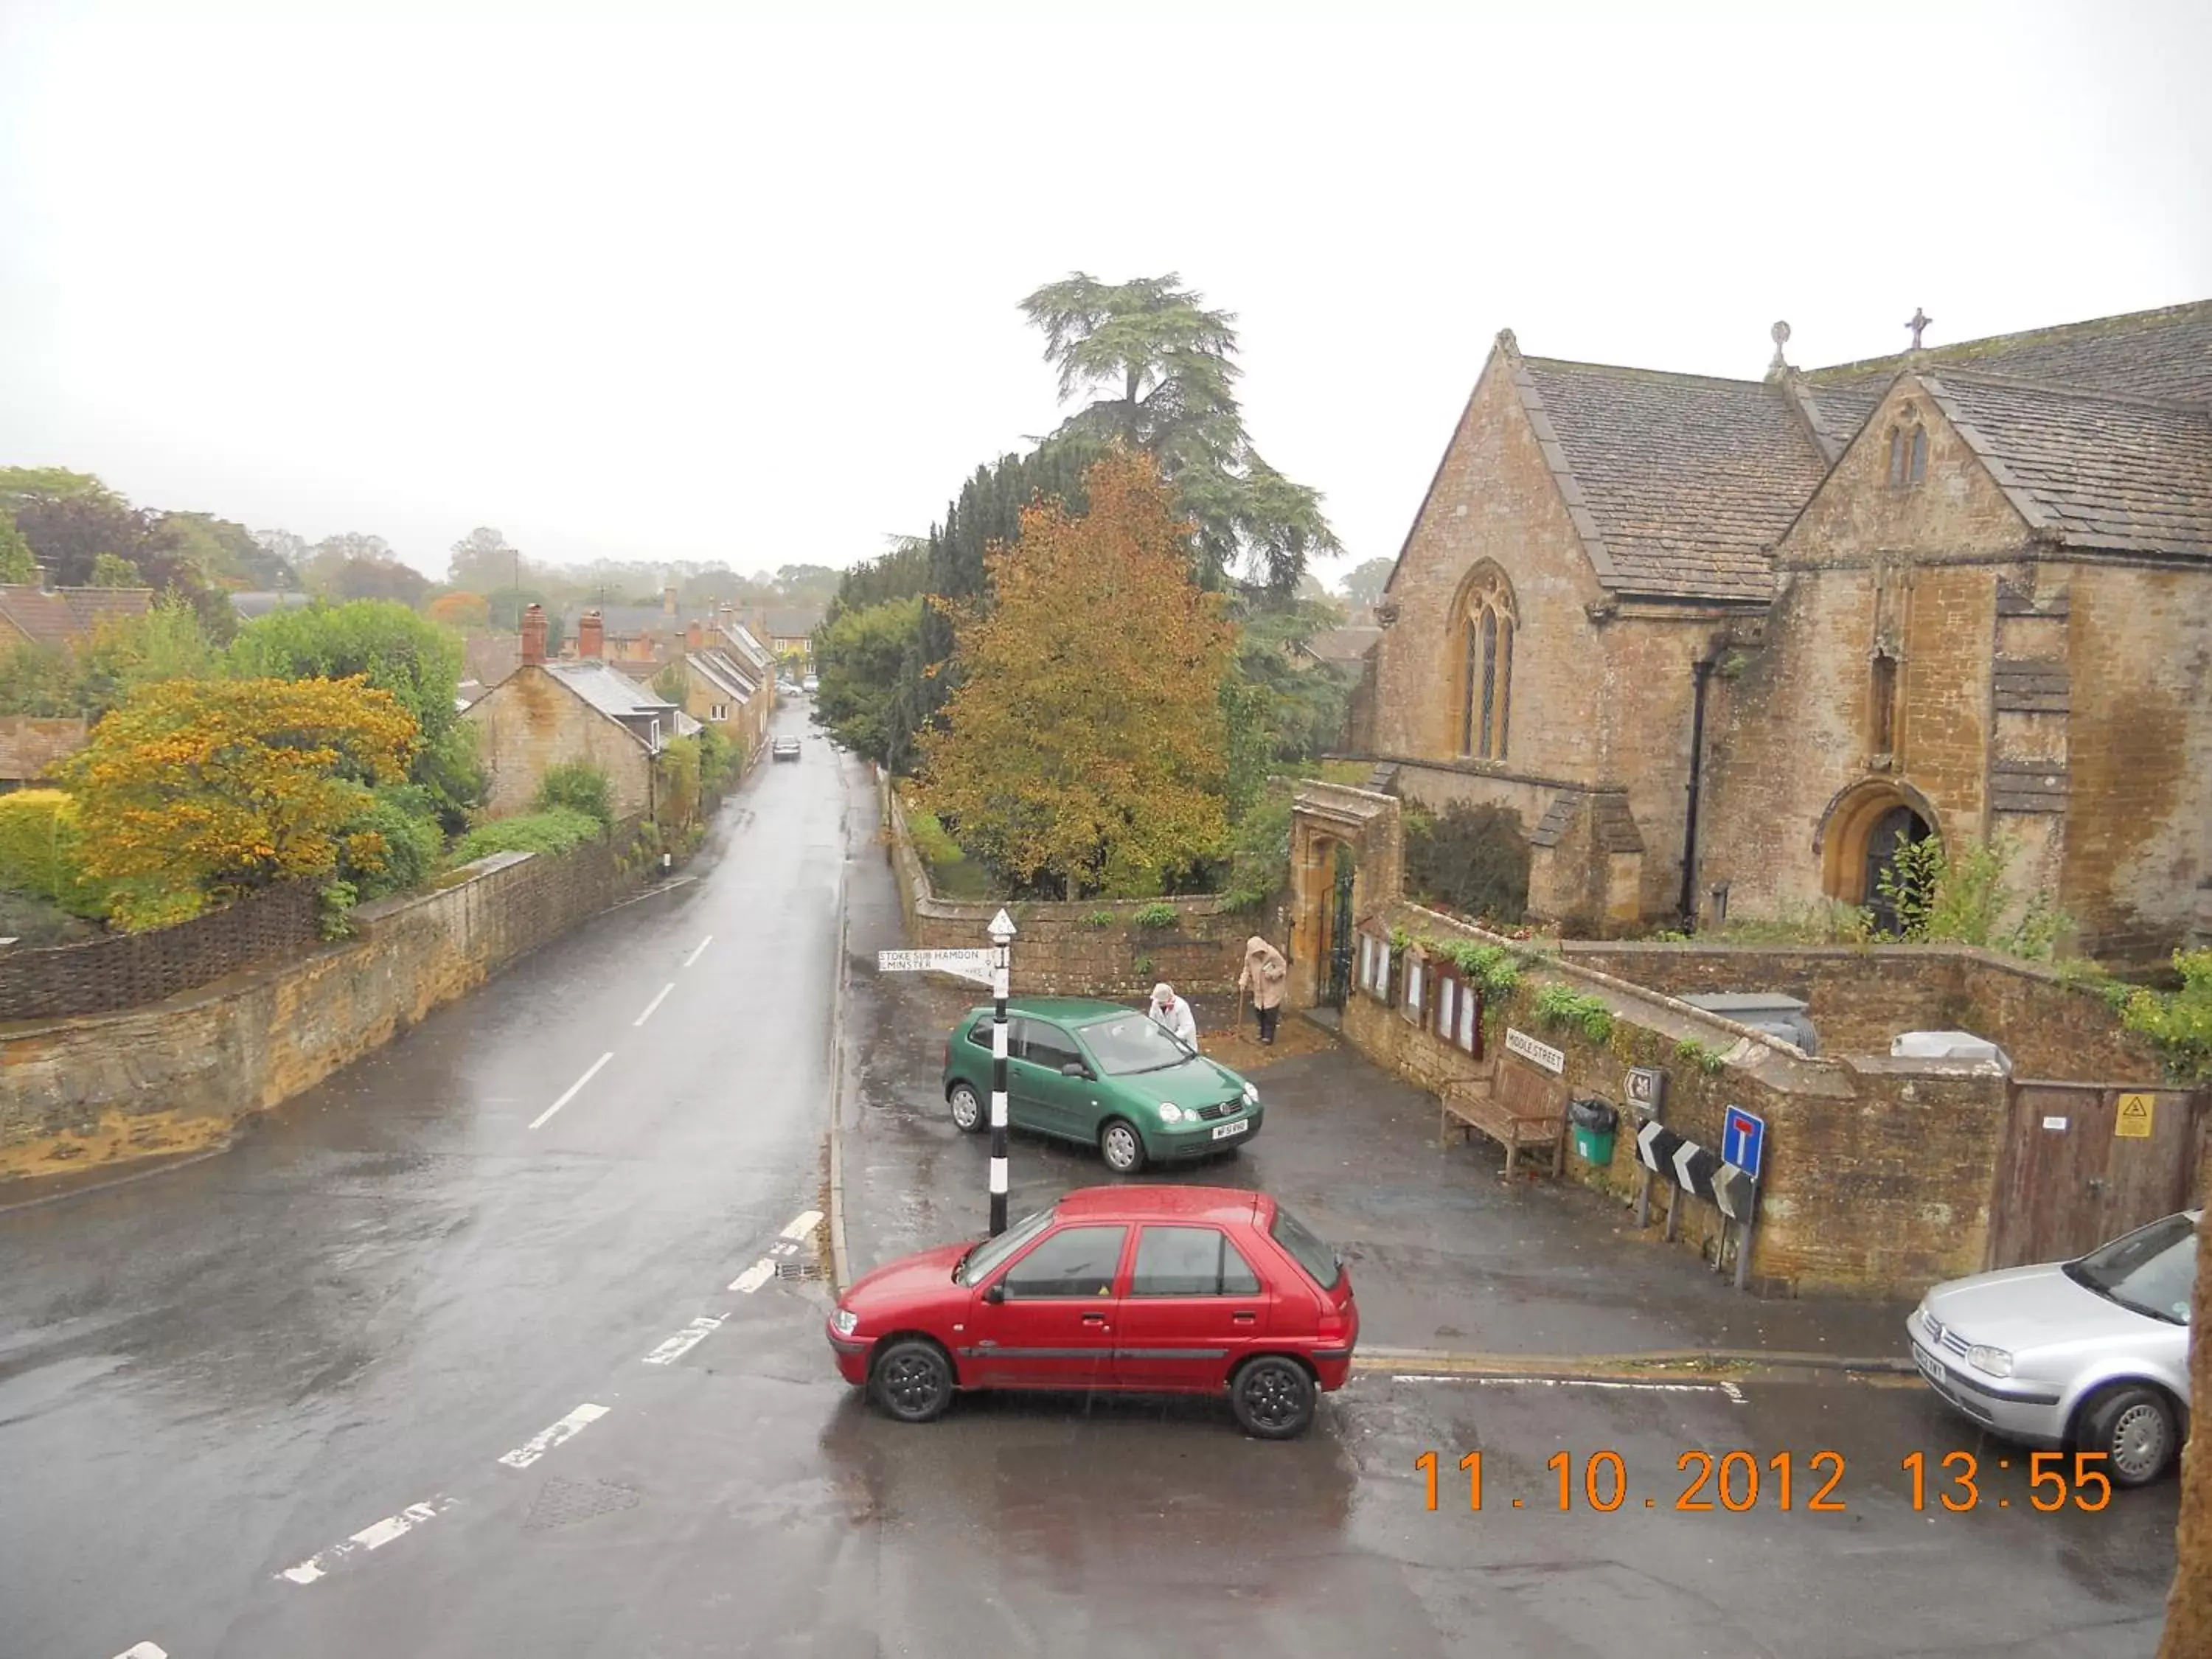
[1568,1099,1619,1166]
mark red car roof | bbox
[1052,1185,1267,1226]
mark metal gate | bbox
[1986,1082,2204,1269]
[1324,852,1355,1009]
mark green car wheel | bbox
[1099,1118,1147,1175]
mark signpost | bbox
[875,947,995,987]
[1625,1065,1669,1227]
[876,918,1019,1235]
[984,910,1016,1236]
[1503,1028,1565,1076]
[1721,1105,1766,1181]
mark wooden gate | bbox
[1986,1082,2204,1270]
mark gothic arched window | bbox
[1453,564,1515,760]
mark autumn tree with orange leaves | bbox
[919,450,1234,900]
[60,676,419,928]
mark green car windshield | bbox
[1078,1014,1194,1075]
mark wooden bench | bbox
[1440,1057,1566,1178]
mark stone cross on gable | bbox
[1905,307,1933,350]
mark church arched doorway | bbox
[1818,782,1938,936]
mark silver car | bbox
[1907,1211,2197,1486]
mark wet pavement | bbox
[0,726,2179,1658]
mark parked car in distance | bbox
[801,675,819,694]
[771,736,801,762]
[942,997,1262,1173]
[1907,1210,2197,1486]
[826,1185,1358,1437]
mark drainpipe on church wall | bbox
[1679,658,1716,927]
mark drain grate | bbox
[525,1476,640,1530]
[775,1260,825,1280]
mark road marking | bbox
[684,934,713,967]
[632,982,676,1027]
[529,1052,615,1130]
[113,1645,168,1658]
[780,1208,824,1240]
[278,1496,456,1585]
[729,1259,776,1293]
[641,1315,723,1366]
[497,1402,610,1469]
[1390,1374,1739,1397]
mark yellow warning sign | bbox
[2115,1093,2156,1138]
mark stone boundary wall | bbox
[0,826,656,1186]
[1344,902,2017,1298]
[880,772,1254,997]
[1557,940,2163,1079]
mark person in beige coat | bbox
[1239,935,1289,1045]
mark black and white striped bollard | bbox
[987,907,1017,1237]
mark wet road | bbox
[0,718,2180,1658]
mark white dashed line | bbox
[632,982,676,1027]
[729,1259,776,1294]
[278,1497,457,1585]
[497,1402,610,1469]
[1390,1375,1739,1396]
[684,934,713,967]
[529,1052,614,1130]
[780,1209,824,1240]
[642,1315,723,1366]
[113,1644,168,1658]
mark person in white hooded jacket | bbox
[1147,981,1198,1050]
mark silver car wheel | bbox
[1101,1121,1143,1173]
[2110,1401,2169,1481]
[949,1084,981,1133]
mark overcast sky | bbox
[2,0,2207,585]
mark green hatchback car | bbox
[941,996,1265,1174]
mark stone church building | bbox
[1364,299,2212,961]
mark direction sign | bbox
[876,948,995,986]
[1721,1105,1766,1182]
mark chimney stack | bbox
[579,609,605,660]
[520,603,548,667]
[664,585,678,619]
[686,620,703,650]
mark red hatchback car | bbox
[826,1186,1359,1439]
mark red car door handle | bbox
[1082,1313,1109,1326]
[1232,1311,1257,1324]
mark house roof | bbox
[1803,299,2212,419]
[0,584,156,647]
[229,590,313,619]
[1511,355,1832,602]
[762,607,822,639]
[1304,625,1383,664]
[718,622,775,672]
[686,651,756,703]
[543,660,682,745]
[1916,371,2212,558]
[588,605,678,639]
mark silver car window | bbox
[2067,1212,2198,1325]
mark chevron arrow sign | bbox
[1636,1119,1758,1223]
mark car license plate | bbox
[1913,1348,1942,1385]
[1211,1119,1248,1140]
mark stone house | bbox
[464,605,699,821]
[633,620,771,760]
[1368,299,2212,960]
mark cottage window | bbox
[1402,956,1423,1021]
[1452,563,1515,760]
[1437,974,1456,1040]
